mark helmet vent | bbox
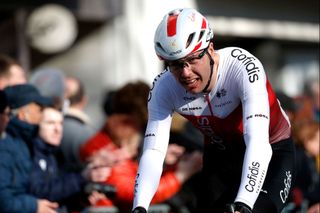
[156,42,165,52]
[198,30,205,42]
[186,33,195,48]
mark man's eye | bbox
[171,62,183,68]
[187,57,198,64]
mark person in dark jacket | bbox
[0,84,58,213]
[29,106,111,212]
[0,90,10,138]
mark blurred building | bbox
[0,0,318,128]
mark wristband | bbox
[131,206,147,213]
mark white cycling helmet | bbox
[154,8,214,61]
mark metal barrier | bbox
[84,204,170,213]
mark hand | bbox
[37,199,59,213]
[175,151,202,183]
[225,202,252,213]
[308,202,320,213]
[132,206,147,213]
[165,144,185,165]
[88,190,107,205]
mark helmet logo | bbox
[171,39,176,46]
[169,49,182,56]
[188,12,196,22]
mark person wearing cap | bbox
[0,84,59,213]
[28,105,111,212]
[132,8,295,213]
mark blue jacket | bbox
[29,137,87,202]
[0,117,38,213]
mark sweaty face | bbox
[168,45,214,94]
[39,107,63,146]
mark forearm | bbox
[235,135,272,208]
[133,149,165,210]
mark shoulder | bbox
[217,47,265,79]
[217,47,259,62]
[148,69,177,101]
[217,47,252,54]
[0,134,18,151]
[150,69,175,89]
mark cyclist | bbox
[131,8,295,213]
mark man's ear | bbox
[80,95,88,108]
[208,42,214,54]
[16,107,26,120]
[17,105,30,121]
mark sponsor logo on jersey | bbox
[280,171,292,203]
[216,88,227,98]
[169,49,182,56]
[197,117,225,149]
[231,48,260,83]
[246,114,269,120]
[214,100,232,108]
[134,173,140,196]
[145,133,155,138]
[148,70,168,102]
[182,106,202,111]
[245,161,265,193]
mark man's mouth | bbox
[181,77,200,88]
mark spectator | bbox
[83,81,202,212]
[0,84,58,213]
[305,80,320,123]
[291,120,319,211]
[0,54,27,90]
[29,106,110,212]
[294,80,320,126]
[80,113,202,213]
[29,68,66,110]
[0,91,10,138]
[59,76,95,172]
[103,80,150,130]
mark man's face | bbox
[39,108,63,146]
[20,103,44,125]
[168,44,214,94]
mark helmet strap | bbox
[202,52,214,93]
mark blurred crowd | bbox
[0,53,319,213]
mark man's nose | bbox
[180,63,192,76]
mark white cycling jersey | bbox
[133,47,291,210]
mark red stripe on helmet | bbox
[191,42,202,53]
[167,15,178,37]
[201,18,207,29]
